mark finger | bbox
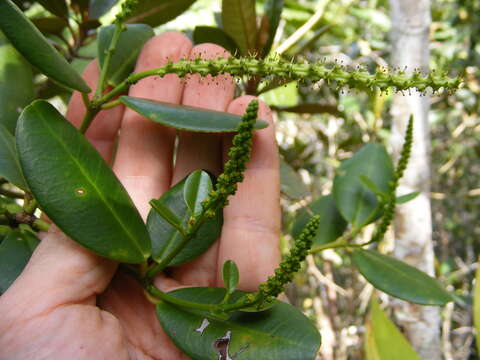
[66,60,124,163]
[98,272,186,360]
[0,227,116,323]
[217,96,281,291]
[171,43,234,184]
[168,44,234,286]
[113,32,193,219]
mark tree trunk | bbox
[388,0,442,359]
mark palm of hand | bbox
[0,32,280,360]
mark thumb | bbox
[0,226,116,322]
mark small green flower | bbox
[257,215,321,304]
[115,0,139,23]
[200,100,258,213]
[370,115,413,244]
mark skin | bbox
[0,32,281,360]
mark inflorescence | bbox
[257,215,321,305]
[370,115,414,244]
[201,100,258,216]
[115,0,139,23]
[130,57,462,94]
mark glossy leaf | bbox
[31,17,68,35]
[222,260,239,295]
[333,144,394,227]
[0,231,39,294]
[120,96,268,133]
[16,101,151,263]
[280,158,309,200]
[0,0,90,93]
[156,287,321,360]
[292,195,347,247]
[37,0,68,18]
[0,30,34,134]
[365,299,420,360]
[183,170,212,216]
[0,124,27,190]
[474,256,480,355]
[150,199,183,232]
[396,192,420,204]
[126,0,196,27]
[222,0,257,55]
[352,249,453,305]
[89,0,120,18]
[147,173,222,266]
[259,0,284,56]
[193,26,239,55]
[98,24,154,86]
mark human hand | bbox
[0,32,280,360]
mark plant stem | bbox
[95,22,124,98]
[33,219,50,232]
[146,285,215,312]
[96,58,461,107]
[23,192,36,214]
[81,92,91,109]
[309,227,363,254]
[101,99,121,110]
[79,108,100,134]
[145,215,208,280]
[0,187,23,199]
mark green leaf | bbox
[36,16,69,33]
[352,249,453,306]
[279,158,309,200]
[222,260,239,295]
[98,24,154,86]
[221,0,257,55]
[0,0,91,93]
[89,0,120,18]
[37,0,69,18]
[474,256,480,356]
[364,317,381,360]
[0,231,39,294]
[31,17,68,35]
[16,100,151,263]
[193,26,239,55]
[150,199,183,233]
[120,96,269,133]
[183,170,212,216]
[366,299,420,360]
[0,30,34,134]
[147,173,222,266]
[333,144,394,227]
[126,0,196,27]
[0,124,27,190]
[291,195,347,247]
[260,0,284,57]
[359,175,387,199]
[396,192,420,204]
[156,287,321,360]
